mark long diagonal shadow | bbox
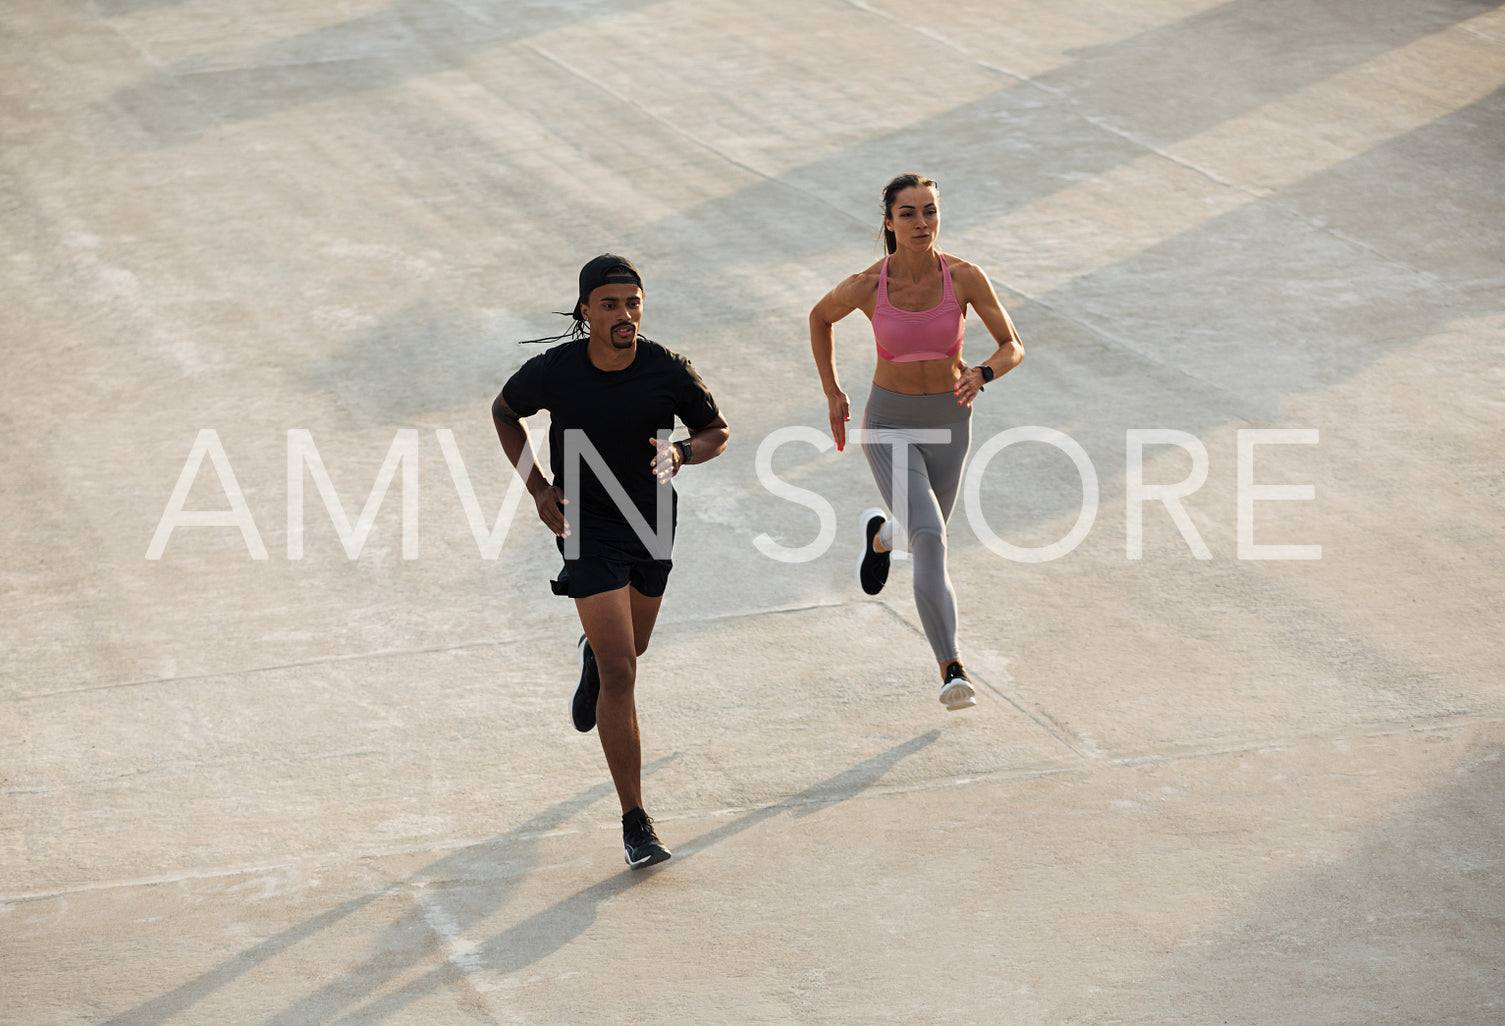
[103,0,659,148]
[101,757,676,1026]
[310,731,941,1025]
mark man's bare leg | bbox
[573,585,663,813]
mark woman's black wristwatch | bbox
[978,364,995,383]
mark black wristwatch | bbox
[978,364,995,383]
[675,438,693,467]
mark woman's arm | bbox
[952,263,1024,406]
[809,275,868,451]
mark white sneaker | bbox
[939,661,977,711]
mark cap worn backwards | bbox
[518,253,645,345]
[577,253,642,312]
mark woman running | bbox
[809,172,1024,711]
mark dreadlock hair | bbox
[880,173,940,254]
[515,310,587,346]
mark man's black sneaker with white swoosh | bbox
[572,634,600,733]
[622,807,671,869]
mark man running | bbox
[492,254,729,869]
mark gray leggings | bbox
[860,384,972,664]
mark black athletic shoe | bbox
[857,506,891,595]
[939,661,977,711]
[622,808,671,869]
[571,634,600,733]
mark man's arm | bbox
[492,390,569,538]
[684,414,730,466]
[649,414,730,482]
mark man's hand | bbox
[649,437,680,483]
[534,485,569,538]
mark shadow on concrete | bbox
[324,730,937,1025]
[101,732,936,1025]
[1022,81,1505,434]
[82,0,192,16]
[305,299,527,427]
[100,0,659,147]
[96,758,664,1026]
[769,0,1498,234]
[91,0,1484,450]
[1046,0,1503,146]
[1105,727,1505,1022]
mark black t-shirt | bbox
[501,337,720,528]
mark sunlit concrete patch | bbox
[1040,199,1457,413]
[96,1,406,66]
[1163,8,1505,195]
[522,0,1008,179]
[0,636,613,897]
[1260,311,1505,696]
[399,61,765,234]
[95,0,667,141]
[958,8,1505,297]
[834,0,1235,79]
[644,601,1080,810]
[956,152,1250,297]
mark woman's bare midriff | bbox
[872,354,962,396]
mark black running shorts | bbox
[553,514,674,600]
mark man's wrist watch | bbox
[675,439,693,466]
[978,364,995,383]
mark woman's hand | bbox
[828,391,851,451]
[954,365,987,407]
[533,485,569,538]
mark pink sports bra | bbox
[872,253,965,363]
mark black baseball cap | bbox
[576,253,642,313]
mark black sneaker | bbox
[571,634,600,733]
[622,808,671,869]
[857,506,890,595]
[939,661,977,711]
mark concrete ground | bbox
[3,0,1503,1022]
